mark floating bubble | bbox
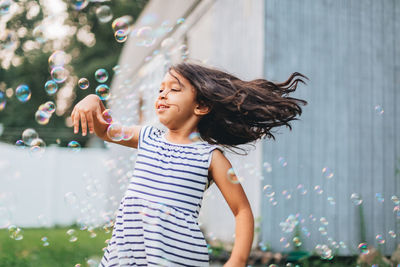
[161,37,174,50]
[374,105,384,115]
[358,243,369,254]
[64,192,78,206]
[320,217,328,226]
[314,185,323,194]
[15,84,31,102]
[293,236,302,247]
[0,0,12,15]
[102,109,113,123]
[189,132,201,142]
[30,138,46,155]
[319,227,327,235]
[96,5,113,23]
[278,156,287,167]
[375,193,384,203]
[136,26,156,47]
[44,80,58,95]
[296,184,307,195]
[22,128,38,146]
[87,258,99,267]
[107,122,123,141]
[32,25,46,44]
[48,50,67,69]
[376,234,385,244]
[8,225,23,240]
[121,126,134,141]
[179,44,189,59]
[15,140,24,148]
[68,141,81,152]
[315,244,333,260]
[0,91,6,111]
[263,185,274,197]
[392,195,400,205]
[74,0,88,10]
[0,30,17,49]
[112,15,133,33]
[263,162,272,173]
[41,236,49,246]
[35,110,51,125]
[51,66,69,83]
[112,65,120,74]
[41,101,56,114]
[322,167,334,179]
[227,168,240,184]
[327,196,336,205]
[66,229,78,242]
[75,264,82,267]
[282,190,291,200]
[176,17,185,25]
[78,78,89,90]
[389,230,396,238]
[351,193,362,205]
[96,84,110,100]
[394,206,400,218]
[114,30,128,43]
[94,68,109,83]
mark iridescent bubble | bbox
[320,217,328,226]
[30,138,46,155]
[78,78,89,90]
[32,25,46,44]
[179,44,189,59]
[107,122,123,141]
[314,185,323,194]
[319,227,327,235]
[227,168,240,184]
[75,264,82,267]
[293,236,302,247]
[102,109,113,123]
[96,84,110,100]
[44,80,58,95]
[42,101,56,114]
[112,15,133,33]
[161,37,174,50]
[74,0,88,11]
[389,230,396,238]
[351,193,362,205]
[66,229,78,242]
[322,167,334,179]
[315,244,333,260]
[394,206,400,218]
[392,195,400,205]
[278,156,287,167]
[41,236,49,246]
[374,105,384,115]
[96,5,113,23]
[15,84,31,102]
[35,110,51,125]
[0,30,17,49]
[258,241,269,252]
[22,128,38,146]
[87,258,98,267]
[112,65,120,74]
[121,126,134,141]
[15,140,25,148]
[296,184,307,195]
[358,243,369,254]
[64,192,78,206]
[48,50,67,69]
[375,193,384,203]
[114,30,128,43]
[189,132,201,142]
[51,66,69,83]
[0,0,12,15]
[8,225,23,240]
[327,196,336,205]
[0,91,6,111]
[376,234,385,244]
[263,162,272,173]
[68,141,81,152]
[263,185,275,197]
[94,68,109,83]
[136,26,155,47]
[160,20,173,34]
[176,17,185,24]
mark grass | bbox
[0,226,112,267]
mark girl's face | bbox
[154,70,199,129]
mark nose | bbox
[158,89,169,99]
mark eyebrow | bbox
[160,80,185,89]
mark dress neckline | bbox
[160,132,203,146]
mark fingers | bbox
[86,111,95,134]
[73,109,80,134]
[96,106,109,125]
[79,111,88,136]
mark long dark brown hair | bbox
[170,62,308,154]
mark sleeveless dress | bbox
[100,125,221,267]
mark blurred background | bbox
[0,0,399,266]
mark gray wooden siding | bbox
[261,0,399,255]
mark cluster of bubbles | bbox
[35,101,56,125]
[15,128,46,156]
[103,109,135,142]
[49,50,70,84]
[226,168,242,184]
[94,69,110,100]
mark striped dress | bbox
[100,125,221,267]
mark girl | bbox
[71,62,308,267]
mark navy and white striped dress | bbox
[100,125,221,267]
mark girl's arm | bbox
[208,149,254,267]
[71,94,142,148]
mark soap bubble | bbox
[22,128,38,146]
[40,101,56,114]
[8,225,23,240]
[296,184,307,195]
[78,78,89,90]
[322,167,334,179]
[94,68,108,83]
[263,185,275,197]
[114,30,128,43]
[44,80,58,95]
[112,15,133,33]
[314,185,323,194]
[0,91,6,111]
[41,236,49,246]
[226,168,240,184]
[358,243,369,254]
[1,30,17,49]
[15,140,25,148]
[351,193,362,205]
[391,195,400,205]
[74,0,88,11]
[35,110,51,125]
[293,236,302,247]
[48,50,67,69]
[32,25,46,44]
[263,162,272,173]
[375,193,384,203]
[95,84,110,100]
[189,132,201,142]
[278,156,287,167]
[15,84,31,102]
[68,141,81,152]
[107,122,123,141]
[30,138,46,155]
[161,37,174,50]
[51,66,69,83]
[96,5,113,23]
[136,26,156,47]
[374,105,384,115]
[389,230,396,238]
[66,229,78,242]
[102,109,113,123]
[0,0,12,15]
[122,126,134,141]
[376,234,385,244]
[176,17,185,25]
[315,244,333,260]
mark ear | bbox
[194,103,211,116]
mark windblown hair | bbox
[169,62,308,155]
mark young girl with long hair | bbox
[71,62,308,267]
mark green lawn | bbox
[0,226,112,267]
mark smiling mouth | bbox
[157,104,170,110]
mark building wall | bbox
[261,0,400,255]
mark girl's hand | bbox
[223,258,246,267]
[71,94,109,138]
